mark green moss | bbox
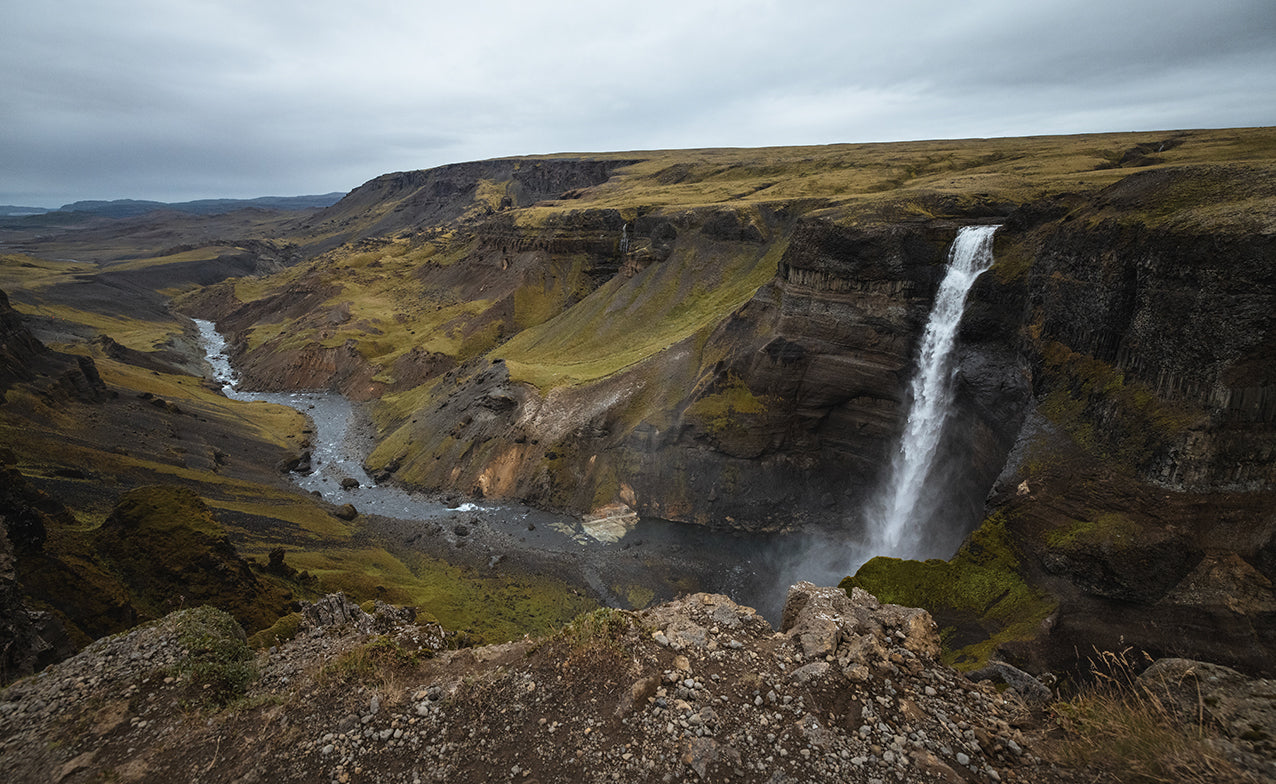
[286,543,598,645]
[617,584,655,609]
[1046,512,1141,549]
[843,511,1056,670]
[91,485,292,634]
[684,373,770,435]
[989,236,1034,283]
[247,612,302,649]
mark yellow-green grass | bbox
[235,237,500,369]
[500,236,787,389]
[286,546,598,643]
[91,355,310,446]
[0,254,90,291]
[9,300,183,353]
[96,246,224,272]
[511,128,1276,217]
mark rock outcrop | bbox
[0,586,1061,783]
[0,288,107,404]
[0,521,74,684]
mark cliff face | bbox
[340,213,1026,537]
[850,169,1276,675]
[0,288,107,404]
[1018,219,1275,492]
[617,218,1028,541]
[297,158,638,254]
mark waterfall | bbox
[867,224,999,558]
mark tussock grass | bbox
[1048,649,1260,784]
[319,635,427,684]
[171,606,257,710]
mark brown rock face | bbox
[0,522,74,684]
[0,289,44,392]
[0,288,108,404]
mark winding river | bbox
[193,319,853,621]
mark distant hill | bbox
[52,193,346,218]
[0,206,53,217]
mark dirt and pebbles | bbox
[0,583,1070,784]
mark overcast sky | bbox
[4,0,1274,207]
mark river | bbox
[192,319,851,621]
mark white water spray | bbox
[867,224,999,558]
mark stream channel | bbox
[194,320,857,623]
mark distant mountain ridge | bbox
[0,193,346,219]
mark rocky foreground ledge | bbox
[1,584,1270,783]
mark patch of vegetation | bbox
[91,485,293,634]
[501,234,786,389]
[247,612,302,649]
[843,511,1056,670]
[553,607,632,647]
[1046,648,1258,783]
[1046,512,1141,550]
[617,584,656,610]
[285,545,598,645]
[170,606,256,709]
[1037,341,1201,472]
[547,607,635,678]
[683,372,771,435]
[319,635,427,685]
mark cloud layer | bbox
[5,0,1274,206]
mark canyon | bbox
[1,128,1274,717]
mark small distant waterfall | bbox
[866,224,999,558]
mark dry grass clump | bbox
[548,607,635,680]
[1047,649,1260,784]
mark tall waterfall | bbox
[867,224,999,558]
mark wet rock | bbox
[340,477,360,491]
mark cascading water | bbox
[866,224,999,558]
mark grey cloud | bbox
[3,0,1274,206]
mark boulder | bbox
[334,504,358,521]
[782,581,942,664]
[1140,658,1276,772]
